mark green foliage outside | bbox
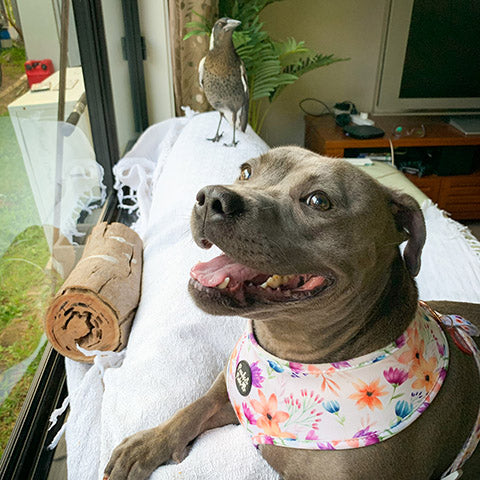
[0,46,54,454]
[0,225,54,456]
[0,43,27,116]
[0,43,25,66]
[0,0,23,42]
[185,0,348,132]
[0,343,46,455]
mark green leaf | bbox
[182,0,348,132]
[183,30,209,41]
[273,37,311,67]
[185,20,208,29]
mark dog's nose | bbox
[196,186,245,218]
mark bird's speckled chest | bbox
[204,46,242,78]
[203,47,246,111]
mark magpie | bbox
[199,17,249,147]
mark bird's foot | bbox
[207,132,223,143]
[223,140,239,148]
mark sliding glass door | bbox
[0,0,148,477]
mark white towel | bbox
[64,111,480,480]
[417,200,480,302]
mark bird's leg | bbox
[224,112,239,147]
[207,113,224,142]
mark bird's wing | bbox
[240,62,249,97]
[198,56,206,89]
[239,62,249,132]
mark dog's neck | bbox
[251,254,418,364]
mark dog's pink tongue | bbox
[191,254,264,287]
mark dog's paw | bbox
[103,425,187,480]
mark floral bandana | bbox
[227,303,480,477]
[227,305,449,450]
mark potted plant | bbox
[185,0,347,133]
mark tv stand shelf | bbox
[304,115,480,220]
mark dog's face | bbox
[189,146,425,319]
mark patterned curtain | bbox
[168,0,218,116]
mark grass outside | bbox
[0,115,40,256]
[0,342,46,452]
[0,226,53,454]
[0,43,28,116]
[0,43,56,456]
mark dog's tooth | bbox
[217,277,230,289]
[260,278,271,289]
[264,275,281,288]
[262,274,296,289]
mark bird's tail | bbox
[239,97,249,132]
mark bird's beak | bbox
[224,19,241,31]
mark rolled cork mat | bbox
[45,222,143,363]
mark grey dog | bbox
[105,146,480,480]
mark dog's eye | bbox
[304,191,331,210]
[239,164,252,181]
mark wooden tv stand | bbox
[304,115,480,220]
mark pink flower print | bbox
[317,442,335,450]
[383,367,408,387]
[384,367,409,403]
[436,341,446,356]
[242,402,256,425]
[306,430,319,441]
[395,333,406,348]
[262,436,274,445]
[331,361,351,369]
[252,434,274,445]
[289,362,303,377]
[363,433,380,446]
[417,401,430,415]
[353,426,380,446]
[250,361,265,388]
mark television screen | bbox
[375,0,480,114]
[400,0,480,99]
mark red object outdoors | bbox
[25,59,54,87]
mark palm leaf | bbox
[273,38,310,66]
[284,53,349,76]
[183,29,209,41]
[183,1,348,132]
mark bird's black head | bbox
[210,17,241,50]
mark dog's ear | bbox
[385,189,426,277]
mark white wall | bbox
[17,0,60,68]
[102,0,137,155]
[258,0,388,146]
[138,0,175,124]
[16,0,80,70]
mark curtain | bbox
[168,0,218,116]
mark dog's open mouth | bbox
[190,253,329,306]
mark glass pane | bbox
[0,1,105,457]
[102,0,138,154]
